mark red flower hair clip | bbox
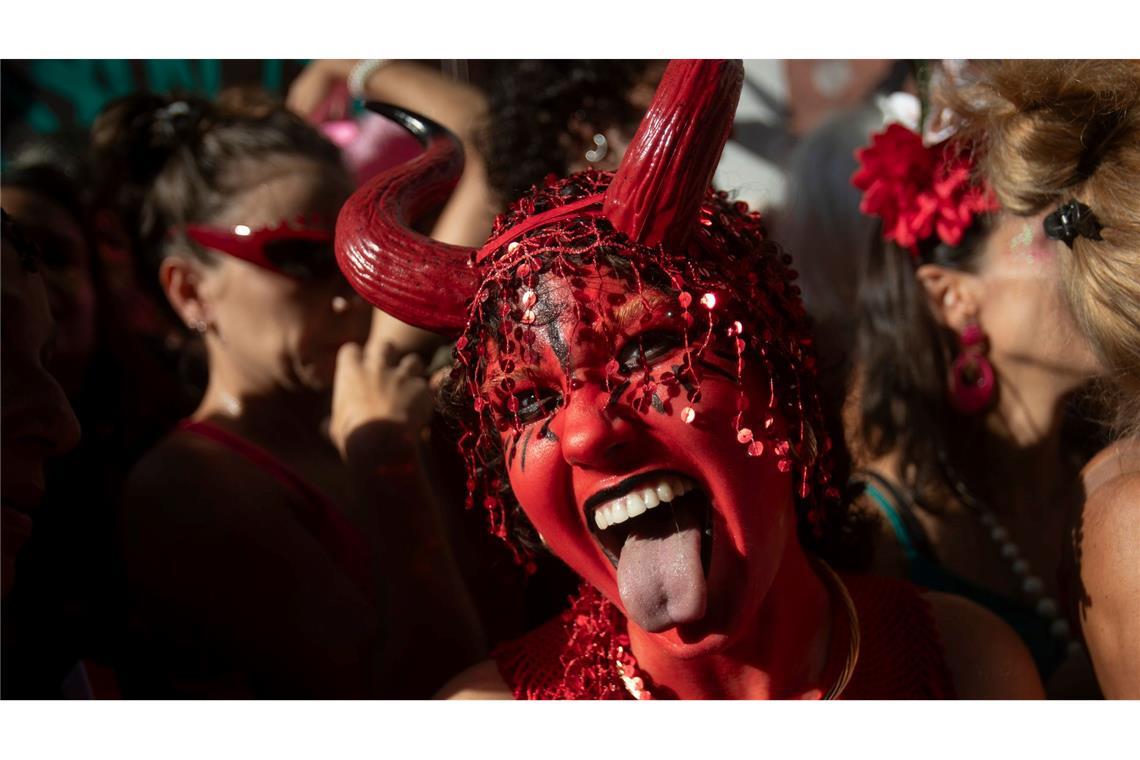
[852,123,998,259]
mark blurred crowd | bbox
[1,59,1137,700]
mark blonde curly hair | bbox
[946,60,1140,433]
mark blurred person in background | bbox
[1,210,83,693]
[2,139,97,400]
[847,63,1105,694]
[763,101,883,453]
[948,59,1140,698]
[2,138,151,696]
[93,88,481,697]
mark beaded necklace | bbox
[937,452,1083,656]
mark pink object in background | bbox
[320,111,424,186]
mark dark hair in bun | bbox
[91,88,345,272]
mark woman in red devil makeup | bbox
[336,60,1043,699]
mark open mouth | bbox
[586,471,714,578]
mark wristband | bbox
[347,59,390,100]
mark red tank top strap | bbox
[176,419,375,597]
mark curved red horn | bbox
[335,103,478,336]
[603,60,744,250]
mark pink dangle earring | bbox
[947,318,996,415]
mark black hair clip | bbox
[1043,200,1103,248]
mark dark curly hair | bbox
[440,169,872,572]
[478,60,658,203]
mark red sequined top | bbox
[492,574,955,699]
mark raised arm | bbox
[330,306,487,695]
[289,59,496,248]
[290,59,496,357]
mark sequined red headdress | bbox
[337,60,845,564]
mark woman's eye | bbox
[618,330,683,372]
[513,388,562,424]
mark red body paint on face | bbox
[489,268,798,655]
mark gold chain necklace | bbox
[616,558,860,699]
[816,558,861,700]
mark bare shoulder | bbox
[435,659,513,700]
[1081,438,1140,496]
[1077,469,1140,698]
[1080,465,1140,617]
[923,592,1044,699]
[1081,468,1140,550]
[1076,438,1139,622]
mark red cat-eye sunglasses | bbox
[180,218,338,281]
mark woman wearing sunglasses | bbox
[92,89,481,697]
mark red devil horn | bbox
[335,103,478,335]
[603,60,744,250]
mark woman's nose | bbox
[558,381,636,469]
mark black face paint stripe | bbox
[544,317,573,377]
[519,427,534,473]
[607,379,632,408]
[539,416,559,441]
[506,431,519,469]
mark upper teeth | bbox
[593,475,696,531]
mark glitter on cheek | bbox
[1010,221,1037,265]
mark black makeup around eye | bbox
[616,328,686,373]
[511,386,564,425]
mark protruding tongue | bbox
[616,501,707,632]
